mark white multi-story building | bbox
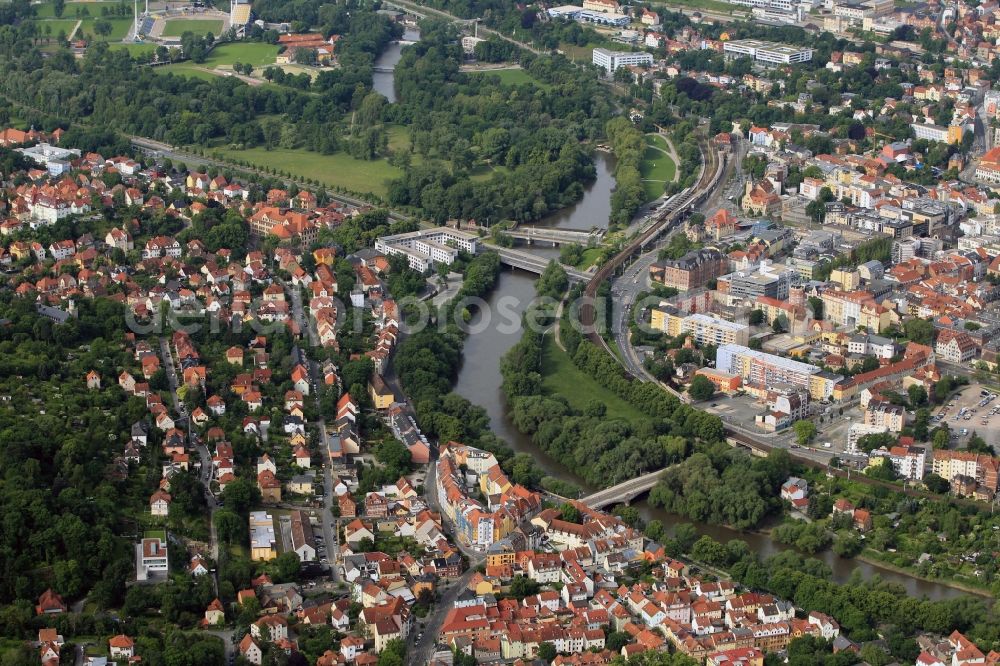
[847,334,896,359]
[716,344,822,391]
[375,227,478,272]
[137,535,169,580]
[870,445,926,480]
[15,143,81,176]
[592,48,653,74]
[722,39,813,66]
[910,122,954,144]
[846,423,888,455]
[832,0,892,23]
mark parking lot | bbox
[934,385,1000,448]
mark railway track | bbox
[579,136,727,358]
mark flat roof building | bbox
[550,6,631,26]
[374,227,478,272]
[592,48,654,74]
[717,343,822,392]
[16,143,81,176]
[723,39,813,66]
[651,308,750,347]
[250,511,277,561]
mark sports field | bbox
[160,18,224,37]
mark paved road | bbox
[158,338,219,567]
[283,279,342,583]
[205,629,234,662]
[610,137,747,382]
[407,568,476,665]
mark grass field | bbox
[575,246,604,269]
[214,146,403,197]
[152,43,280,79]
[650,0,737,12]
[97,17,132,39]
[33,1,121,18]
[35,16,133,41]
[541,335,647,424]
[558,43,598,64]
[469,68,551,90]
[161,18,225,37]
[36,19,79,37]
[647,134,669,153]
[640,146,675,202]
[197,42,279,67]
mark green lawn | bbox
[647,134,669,152]
[35,19,80,38]
[640,144,675,202]
[33,1,121,18]
[469,164,509,182]
[540,335,647,424]
[153,44,280,79]
[558,43,598,64]
[214,146,403,197]
[198,42,280,67]
[575,247,603,269]
[386,125,411,152]
[161,18,225,37]
[641,146,675,182]
[93,16,132,40]
[469,68,552,90]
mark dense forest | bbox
[385,20,609,224]
[0,1,399,153]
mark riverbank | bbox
[856,551,993,598]
[753,525,994,597]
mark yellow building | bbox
[651,308,749,346]
[650,306,684,336]
[368,374,395,410]
[486,542,516,567]
[829,268,860,291]
[858,302,897,332]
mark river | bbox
[452,159,969,601]
[372,28,421,104]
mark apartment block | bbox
[864,400,905,432]
[716,344,822,394]
[650,308,750,346]
[870,445,926,480]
